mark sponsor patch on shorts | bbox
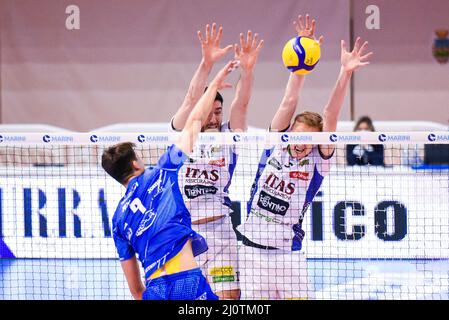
[209,266,236,283]
[212,275,235,283]
[210,266,234,276]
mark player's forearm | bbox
[130,284,146,300]
[323,67,352,132]
[270,73,306,131]
[121,258,146,300]
[228,69,254,131]
[177,83,220,154]
[172,60,214,130]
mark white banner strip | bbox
[0,131,448,145]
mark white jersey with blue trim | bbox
[170,120,237,221]
[237,145,333,251]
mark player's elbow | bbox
[130,287,145,300]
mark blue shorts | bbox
[142,268,219,300]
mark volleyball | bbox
[282,36,321,75]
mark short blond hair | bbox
[293,111,323,132]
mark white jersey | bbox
[237,145,333,251]
[170,120,237,221]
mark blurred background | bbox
[1,0,448,132]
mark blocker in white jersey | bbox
[237,145,333,299]
[170,120,239,293]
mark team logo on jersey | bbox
[136,209,158,236]
[289,171,309,181]
[185,167,219,181]
[184,185,218,199]
[257,190,289,216]
[208,158,226,167]
[268,158,282,170]
[299,159,309,167]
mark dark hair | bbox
[101,142,138,184]
[204,87,223,105]
[354,116,375,132]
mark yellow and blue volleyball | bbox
[282,36,321,75]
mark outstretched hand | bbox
[293,14,324,45]
[210,60,240,90]
[234,30,264,71]
[198,23,233,65]
[341,37,373,72]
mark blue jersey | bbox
[112,144,204,279]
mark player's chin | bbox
[203,127,220,132]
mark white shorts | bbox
[238,244,315,299]
[193,215,240,293]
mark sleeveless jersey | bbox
[171,120,237,221]
[237,145,333,251]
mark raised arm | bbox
[176,60,239,155]
[120,257,145,300]
[228,31,264,132]
[270,14,323,132]
[320,37,373,157]
[172,23,233,131]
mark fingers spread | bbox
[224,44,234,53]
[234,43,240,57]
[358,41,369,55]
[311,19,316,36]
[298,15,305,30]
[353,37,361,52]
[341,39,347,52]
[216,26,223,46]
[252,33,259,49]
[197,30,204,43]
[246,30,253,49]
[360,51,373,61]
[211,23,217,40]
[256,39,264,52]
[239,32,246,49]
[318,35,324,45]
[205,24,211,42]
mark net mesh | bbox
[0,132,448,300]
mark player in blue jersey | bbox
[101,60,239,300]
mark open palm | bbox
[234,30,264,71]
[198,23,233,65]
[293,14,324,45]
[341,37,373,72]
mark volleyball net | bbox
[0,131,448,299]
